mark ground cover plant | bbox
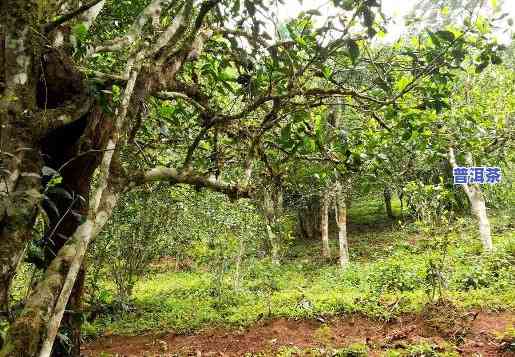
[80,195,514,355]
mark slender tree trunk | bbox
[398,189,404,218]
[469,192,493,251]
[335,185,349,267]
[266,225,280,264]
[263,187,280,264]
[320,189,330,259]
[262,179,283,265]
[234,237,244,291]
[448,148,493,252]
[66,267,85,357]
[297,197,320,240]
[384,187,394,219]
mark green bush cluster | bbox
[367,262,423,293]
[452,250,515,291]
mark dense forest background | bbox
[0,0,513,356]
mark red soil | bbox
[82,311,514,356]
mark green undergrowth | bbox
[258,340,461,356]
[84,204,514,338]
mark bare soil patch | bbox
[82,310,514,356]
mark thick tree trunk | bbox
[33,60,142,357]
[2,57,127,357]
[37,106,108,356]
[0,0,42,319]
[384,187,394,219]
[448,148,493,252]
[320,189,330,258]
[335,186,349,267]
[0,1,234,354]
[3,204,115,356]
[0,0,104,327]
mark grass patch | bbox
[85,204,515,338]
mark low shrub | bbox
[367,261,423,293]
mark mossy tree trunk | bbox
[0,0,42,320]
[0,1,113,353]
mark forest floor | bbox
[81,198,515,356]
[83,310,515,356]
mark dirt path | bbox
[82,311,514,356]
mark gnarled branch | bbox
[128,166,252,199]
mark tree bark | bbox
[262,182,282,265]
[34,57,141,357]
[0,0,42,318]
[384,187,394,219]
[2,45,137,357]
[297,197,320,240]
[37,105,110,356]
[320,189,330,259]
[335,184,349,267]
[470,192,493,251]
[263,188,278,264]
[448,148,493,252]
[66,267,85,357]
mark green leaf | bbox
[340,0,354,11]
[159,104,176,120]
[212,35,232,48]
[476,16,489,33]
[435,30,455,42]
[427,31,441,46]
[322,66,333,79]
[220,67,238,81]
[200,141,211,151]
[280,124,292,146]
[346,39,360,64]
[303,137,316,152]
[72,23,88,42]
[491,54,502,65]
